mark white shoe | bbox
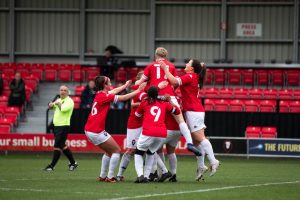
[195,165,208,181]
[209,160,219,177]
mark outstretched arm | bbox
[109,80,132,95]
[160,61,178,85]
[117,83,147,102]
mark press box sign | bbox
[236,23,262,37]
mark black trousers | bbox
[53,126,70,149]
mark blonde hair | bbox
[155,47,168,58]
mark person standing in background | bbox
[44,85,78,171]
[80,80,96,109]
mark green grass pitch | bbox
[0,153,300,200]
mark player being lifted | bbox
[135,47,201,156]
[160,59,220,179]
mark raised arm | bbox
[117,83,147,102]
[159,61,178,85]
[109,80,132,95]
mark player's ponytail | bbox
[147,86,159,104]
[192,59,206,89]
[94,76,108,91]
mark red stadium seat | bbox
[248,88,263,99]
[58,69,72,81]
[259,100,276,113]
[31,63,44,81]
[242,69,254,86]
[72,68,86,82]
[285,70,300,86]
[270,70,284,86]
[205,68,213,85]
[44,64,58,81]
[214,99,229,112]
[71,96,81,109]
[0,96,8,107]
[289,100,300,113]
[278,89,293,100]
[261,127,277,138]
[127,68,139,81]
[16,68,30,77]
[219,88,234,99]
[227,69,242,85]
[24,76,39,92]
[0,118,14,131]
[263,88,278,100]
[176,68,185,77]
[2,68,15,78]
[204,98,214,111]
[245,126,261,138]
[115,67,127,83]
[0,126,11,134]
[86,67,100,81]
[279,100,290,113]
[293,90,300,100]
[204,88,219,98]
[75,85,85,96]
[233,88,249,99]
[213,69,226,86]
[229,99,244,112]
[244,100,259,112]
[255,70,269,86]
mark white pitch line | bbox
[103,180,300,200]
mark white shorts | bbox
[184,111,206,133]
[126,127,142,149]
[165,130,181,147]
[85,130,111,145]
[137,134,165,153]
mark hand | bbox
[164,94,171,102]
[158,81,168,89]
[54,99,61,106]
[125,80,132,87]
[159,61,168,70]
[201,62,205,68]
[138,82,147,91]
[48,102,55,107]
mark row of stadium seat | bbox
[0,106,22,133]
[245,126,277,138]
[198,68,300,87]
[204,99,300,113]
[199,88,300,100]
[1,62,300,86]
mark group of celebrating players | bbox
[84,47,219,183]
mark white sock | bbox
[196,144,206,168]
[151,154,158,173]
[158,152,165,163]
[157,154,168,174]
[107,153,120,179]
[100,154,110,178]
[144,154,155,178]
[134,154,144,177]
[117,153,133,177]
[168,153,177,175]
[201,139,216,165]
[179,122,193,144]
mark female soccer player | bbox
[116,72,147,181]
[134,86,181,183]
[160,59,219,179]
[135,47,201,156]
[84,76,146,182]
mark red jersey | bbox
[142,60,177,96]
[135,99,180,138]
[165,96,181,131]
[84,91,118,133]
[177,73,205,112]
[127,90,147,129]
